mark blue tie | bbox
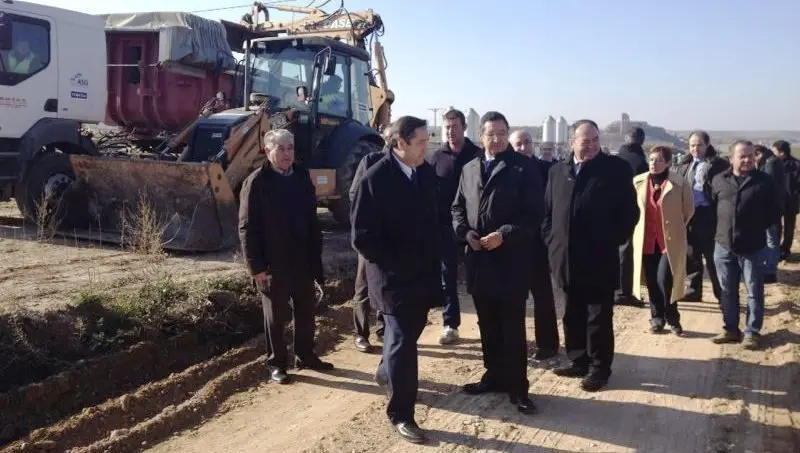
[410,168,418,185]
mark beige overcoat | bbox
[631,171,694,303]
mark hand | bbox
[254,271,272,292]
[480,232,503,250]
[466,230,483,251]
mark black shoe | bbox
[650,324,664,334]
[682,292,701,302]
[669,324,684,336]
[296,357,334,371]
[374,368,390,393]
[270,368,290,384]
[462,380,503,395]
[509,394,537,414]
[531,349,558,361]
[354,336,372,353]
[553,364,589,378]
[615,295,645,307]
[581,373,609,392]
[392,421,426,444]
[764,274,777,284]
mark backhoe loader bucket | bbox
[64,155,238,252]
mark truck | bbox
[0,1,393,251]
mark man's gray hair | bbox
[263,129,294,150]
[510,129,532,141]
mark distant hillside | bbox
[605,121,685,149]
[670,130,800,144]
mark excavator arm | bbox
[243,2,392,130]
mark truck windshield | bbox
[250,46,316,110]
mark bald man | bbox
[510,130,559,360]
[543,120,638,392]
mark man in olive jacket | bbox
[238,129,333,385]
[543,119,639,392]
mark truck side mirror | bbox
[323,55,337,76]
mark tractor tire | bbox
[15,152,77,228]
[328,140,382,226]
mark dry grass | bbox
[30,191,64,242]
[120,191,170,258]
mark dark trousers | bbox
[530,247,559,352]
[562,286,614,377]
[686,206,721,300]
[473,295,529,397]
[614,238,634,302]
[378,307,429,423]
[353,253,384,339]
[440,232,461,329]
[779,212,796,255]
[259,274,317,369]
[644,249,679,328]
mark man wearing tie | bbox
[351,116,443,444]
[544,120,639,392]
[453,112,544,413]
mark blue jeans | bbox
[713,242,765,336]
[440,234,461,329]
[761,223,780,275]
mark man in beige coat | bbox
[631,146,695,334]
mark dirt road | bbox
[149,267,799,452]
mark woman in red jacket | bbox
[631,146,695,335]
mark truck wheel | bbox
[328,140,382,226]
[15,152,76,227]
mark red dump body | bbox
[103,30,236,134]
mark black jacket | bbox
[616,143,648,176]
[451,148,544,300]
[780,154,800,214]
[542,152,639,291]
[676,150,730,206]
[238,161,323,281]
[348,149,388,202]
[530,155,555,189]
[350,152,444,315]
[711,169,779,255]
[427,138,481,230]
[757,149,787,218]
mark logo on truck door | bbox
[70,73,89,88]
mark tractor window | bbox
[350,59,371,126]
[250,45,314,110]
[0,12,51,87]
[318,58,348,118]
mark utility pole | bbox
[428,107,443,130]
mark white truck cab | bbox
[0,0,106,208]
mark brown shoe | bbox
[711,331,742,344]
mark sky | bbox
[24,0,800,131]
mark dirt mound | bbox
[0,272,355,449]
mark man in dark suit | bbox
[453,113,543,414]
[675,131,730,302]
[349,147,388,353]
[614,127,649,307]
[509,129,559,361]
[351,116,443,444]
[239,129,334,385]
[543,119,639,392]
[774,140,800,259]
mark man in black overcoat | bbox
[452,112,544,414]
[238,129,334,385]
[509,129,560,360]
[543,119,639,392]
[350,116,443,444]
